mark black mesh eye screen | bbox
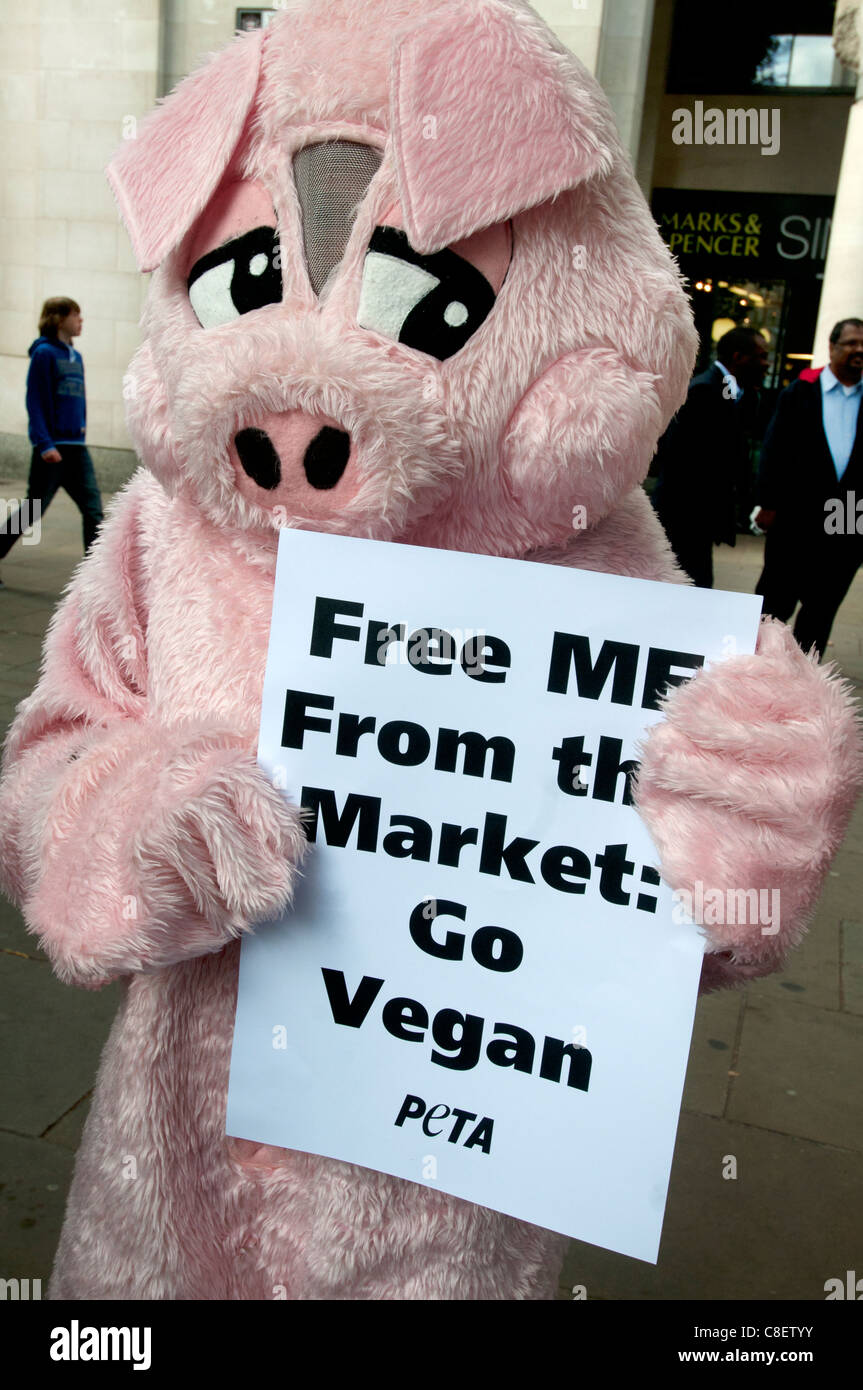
[293,141,383,296]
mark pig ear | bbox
[389,0,615,254]
[106,32,263,272]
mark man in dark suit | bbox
[652,326,768,588]
[754,317,863,658]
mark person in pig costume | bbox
[1,0,860,1302]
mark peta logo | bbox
[396,1092,494,1153]
[50,1321,152,1371]
[824,1270,863,1299]
[672,101,780,156]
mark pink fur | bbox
[388,0,614,252]
[108,31,264,273]
[635,618,863,989]
[0,0,859,1302]
[229,408,363,516]
[187,180,277,269]
[502,348,665,528]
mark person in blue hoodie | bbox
[0,297,104,585]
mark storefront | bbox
[651,189,835,391]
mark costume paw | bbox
[134,733,308,937]
[22,724,308,985]
[634,617,863,987]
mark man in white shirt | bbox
[755,318,863,657]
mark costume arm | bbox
[635,619,863,993]
[0,480,305,987]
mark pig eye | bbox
[357,227,497,361]
[187,226,281,329]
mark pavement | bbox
[1,479,861,1302]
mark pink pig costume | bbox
[1,0,860,1301]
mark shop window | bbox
[236,8,277,32]
[754,34,856,88]
[666,0,854,94]
[691,279,785,387]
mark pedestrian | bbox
[651,326,768,587]
[0,297,104,588]
[754,317,863,658]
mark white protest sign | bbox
[227,531,762,1263]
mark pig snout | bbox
[229,409,358,514]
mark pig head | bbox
[108,0,697,556]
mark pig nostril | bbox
[234,428,282,490]
[303,427,351,490]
